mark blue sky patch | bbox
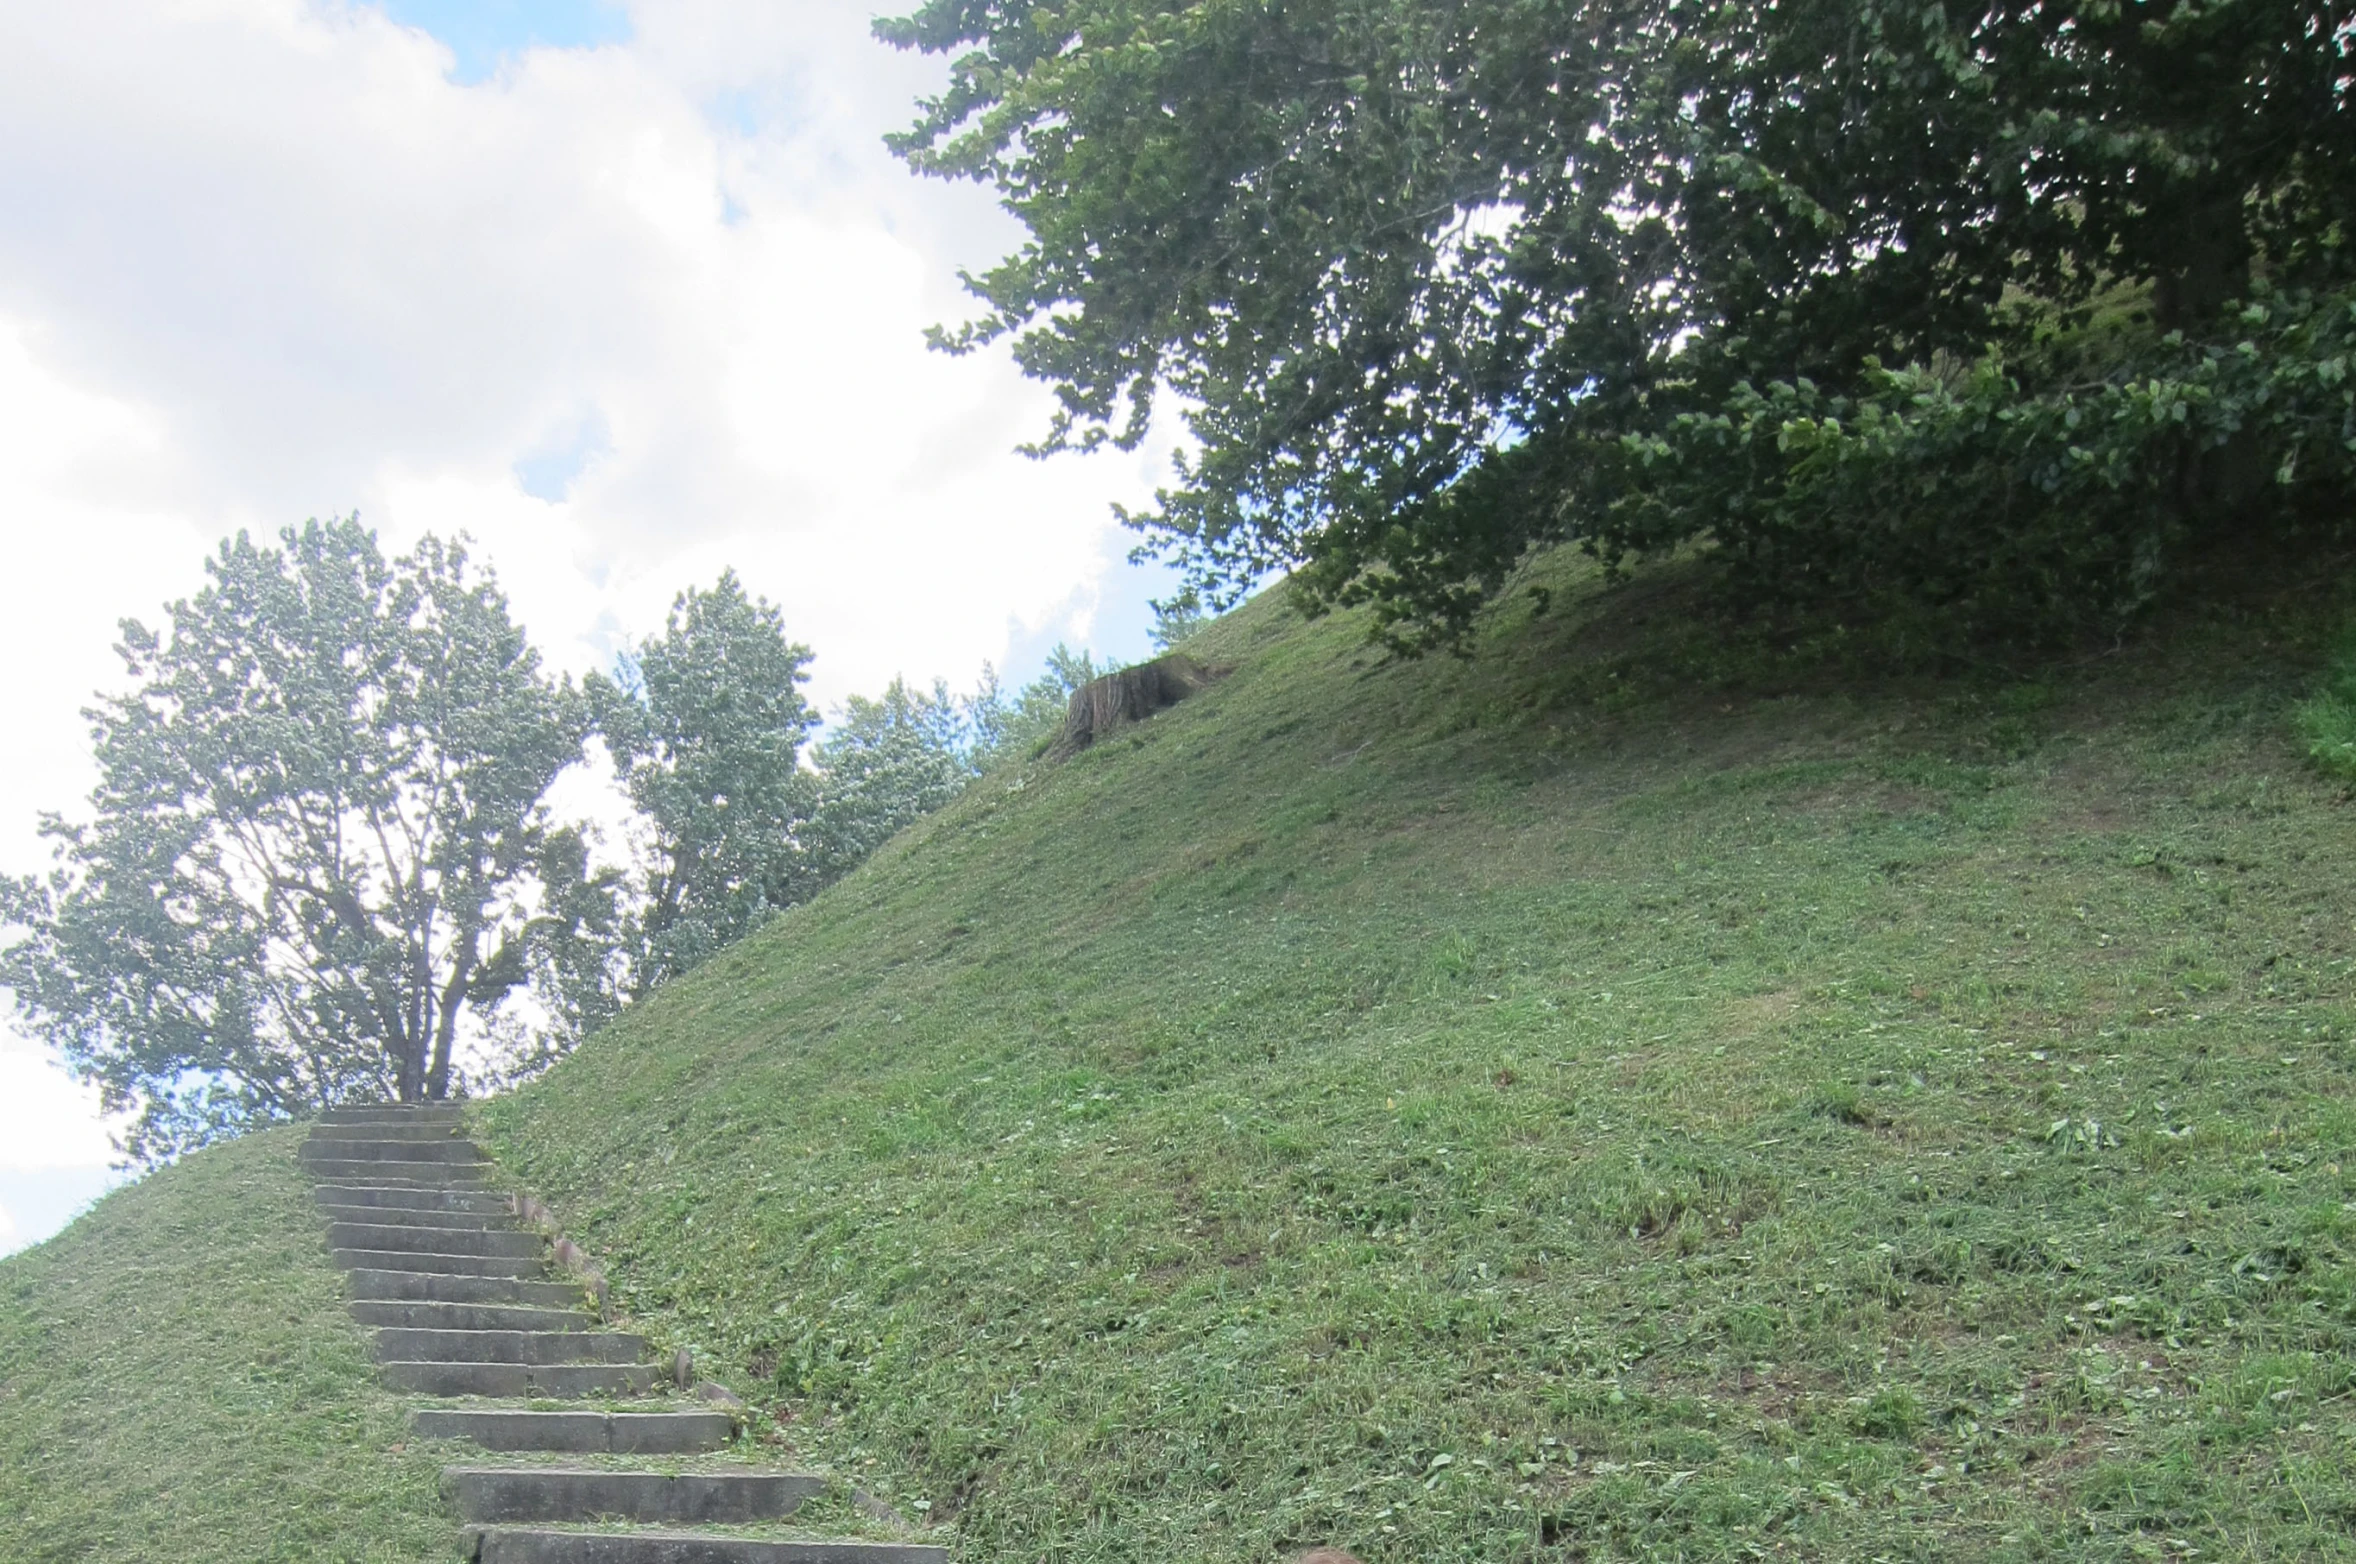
[515,409,612,503]
[377,0,632,85]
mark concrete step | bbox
[320,1201,510,1231]
[327,1222,544,1258]
[307,1159,491,1185]
[309,1122,473,1144]
[443,1467,821,1525]
[413,1409,734,1454]
[345,1269,586,1308]
[333,1248,547,1279]
[315,1185,510,1214]
[320,1104,468,1124]
[466,1530,946,1564]
[371,1328,646,1365]
[380,1361,662,1398]
[353,1300,588,1333]
[302,1138,487,1164]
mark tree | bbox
[880,0,2356,646]
[964,643,1105,767]
[1148,594,1209,653]
[810,678,977,876]
[588,572,820,998]
[0,520,606,1161]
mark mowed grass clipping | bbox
[0,1125,455,1562]
[473,548,2356,1563]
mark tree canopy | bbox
[589,571,820,1000]
[0,521,605,1159]
[881,0,2356,646]
[811,678,977,874]
[4,523,1132,1158]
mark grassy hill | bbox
[11,544,2356,1561]
[0,1125,455,1560]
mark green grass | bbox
[0,1125,455,1561]
[14,543,2356,1561]
[472,549,2356,1562]
[2294,628,2356,784]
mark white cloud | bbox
[0,0,1190,1178]
[0,1036,115,1171]
[0,1199,17,1250]
[0,0,1173,703]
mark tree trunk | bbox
[394,1032,421,1103]
[1048,654,1226,758]
[426,990,460,1101]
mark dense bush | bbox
[1593,289,2356,638]
[882,0,2356,649]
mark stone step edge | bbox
[319,1206,515,1231]
[326,1132,924,1558]
[504,1194,613,1313]
[441,1467,826,1525]
[344,1269,589,1309]
[378,1361,666,1397]
[332,1248,550,1279]
[356,1304,590,1333]
[318,1110,468,1125]
[371,1329,649,1367]
[412,1408,738,1454]
[462,1527,947,1564]
[326,1226,546,1257]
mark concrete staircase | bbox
[306,1106,944,1564]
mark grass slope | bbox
[470,550,2356,1563]
[0,1125,454,1561]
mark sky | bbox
[0,0,1191,1256]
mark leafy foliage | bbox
[2296,624,2356,783]
[964,643,1107,768]
[880,0,2356,647]
[808,648,1110,871]
[1148,593,1211,653]
[811,679,976,875]
[1592,291,2356,634]
[577,579,1119,1028]
[0,520,603,1159]
[590,571,821,1001]
[0,521,1140,1144]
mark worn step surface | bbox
[303,1137,489,1164]
[345,1268,587,1308]
[328,1222,544,1257]
[310,1123,474,1145]
[355,1301,589,1333]
[322,1097,468,1125]
[380,1361,663,1398]
[309,1114,917,1561]
[334,1248,546,1279]
[316,1185,512,1214]
[414,1409,735,1454]
[465,1531,946,1564]
[321,1202,511,1231]
[372,1328,646,1365]
[444,1468,821,1525]
[308,1160,491,1185]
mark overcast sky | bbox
[0,0,1188,1255]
